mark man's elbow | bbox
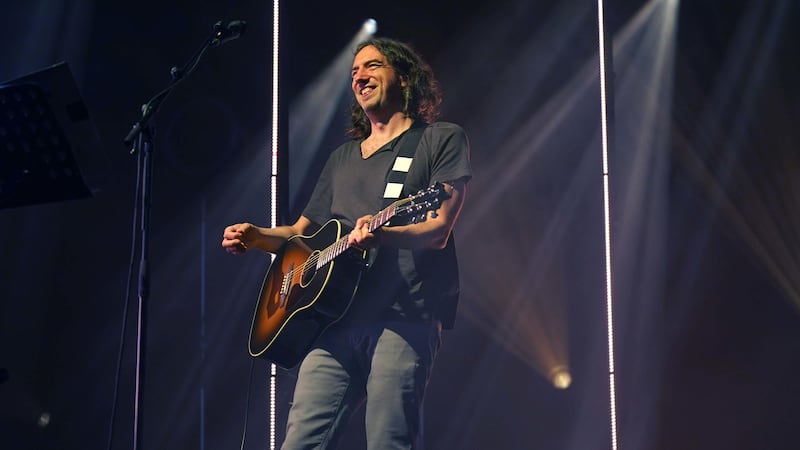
[427,231,451,250]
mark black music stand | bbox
[0,62,103,210]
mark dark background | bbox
[1,0,799,449]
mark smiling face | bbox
[351,45,407,120]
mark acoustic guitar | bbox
[248,183,449,369]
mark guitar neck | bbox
[367,202,398,233]
[316,202,398,269]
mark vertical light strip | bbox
[270,4,280,224]
[597,1,618,449]
[269,1,280,449]
[200,197,207,450]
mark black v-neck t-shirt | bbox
[302,122,472,328]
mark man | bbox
[222,37,471,449]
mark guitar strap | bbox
[382,124,426,209]
[363,124,426,269]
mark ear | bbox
[399,76,408,88]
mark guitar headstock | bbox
[395,182,451,224]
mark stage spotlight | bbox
[549,365,572,389]
[37,412,51,428]
[363,18,378,35]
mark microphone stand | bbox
[122,20,243,450]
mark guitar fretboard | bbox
[314,202,399,270]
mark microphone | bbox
[211,20,247,47]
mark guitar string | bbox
[285,202,403,287]
[283,188,438,287]
[293,205,393,281]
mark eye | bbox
[351,61,386,78]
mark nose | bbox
[352,77,367,94]
[352,66,369,85]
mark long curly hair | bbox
[347,38,442,139]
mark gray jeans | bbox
[281,320,442,450]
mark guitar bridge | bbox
[279,265,293,308]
